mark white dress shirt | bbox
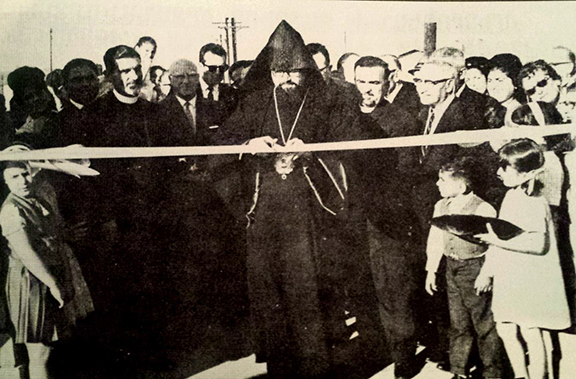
[175,95,197,127]
[200,78,220,101]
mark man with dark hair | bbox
[229,60,253,89]
[335,52,360,84]
[82,45,167,359]
[353,55,423,379]
[217,21,382,379]
[307,42,357,104]
[306,43,332,83]
[58,58,100,146]
[196,42,238,140]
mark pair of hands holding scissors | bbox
[247,136,306,154]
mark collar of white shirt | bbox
[456,83,466,98]
[113,89,139,105]
[175,95,197,109]
[428,93,455,135]
[200,78,220,100]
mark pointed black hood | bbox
[242,20,323,93]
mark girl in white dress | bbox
[476,139,571,379]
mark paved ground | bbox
[188,333,576,379]
[1,321,575,379]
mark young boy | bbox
[425,157,504,379]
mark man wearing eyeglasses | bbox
[411,59,472,369]
[156,59,201,147]
[430,47,501,131]
[197,43,239,141]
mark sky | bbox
[1,0,575,80]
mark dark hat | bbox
[242,20,322,92]
[7,66,46,96]
[465,56,490,76]
[267,21,317,71]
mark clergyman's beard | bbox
[280,82,303,100]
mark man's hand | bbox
[247,136,278,155]
[474,268,493,295]
[284,138,309,160]
[425,271,437,295]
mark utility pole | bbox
[213,17,248,65]
[50,28,53,72]
[424,22,437,55]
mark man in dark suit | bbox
[381,54,422,119]
[430,47,502,130]
[411,59,473,226]
[307,42,358,105]
[81,45,171,359]
[58,58,100,146]
[197,43,239,143]
[411,58,497,370]
[354,56,423,379]
[156,59,200,147]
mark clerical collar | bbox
[69,98,84,109]
[113,89,139,104]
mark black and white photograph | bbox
[1,1,576,378]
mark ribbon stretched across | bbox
[0,123,574,161]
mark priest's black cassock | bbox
[217,21,385,379]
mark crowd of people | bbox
[1,19,576,379]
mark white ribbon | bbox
[0,123,574,161]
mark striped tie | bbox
[184,101,196,136]
[421,108,435,159]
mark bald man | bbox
[155,59,201,147]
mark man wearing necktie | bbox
[156,59,200,147]
[197,43,239,143]
[411,59,477,370]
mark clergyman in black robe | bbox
[216,20,385,379]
